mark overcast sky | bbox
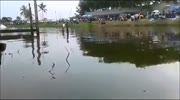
[0,0,79,20]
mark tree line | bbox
[0,3,47,25]
[76,0,178,15]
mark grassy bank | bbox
[70,20,179,33]
[10,20,179,29]
[10,23,63,28]
[108,20,180,27]
[70,20,180,28]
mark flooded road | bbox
[0,27,179,99]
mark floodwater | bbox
[0,26,179,99]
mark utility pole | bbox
[34,0,39,34]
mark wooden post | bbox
[34,0,39,34]
[28,3,33,34]
[66,22,69,34]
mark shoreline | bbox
[8,20,180,28]
[70,20,180,27]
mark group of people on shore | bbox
[96,13,145,22]
[71,9,179,24]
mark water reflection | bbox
[62,27,65,39]
[67,31,69,43]
[66,24,69,43]
[37,34,41,66]
[0,27,179,68]
[65,46,70,72]
[0,27,179,99]
[49,62,56,79]
[79,27,180,68]
[64,25,71,72]
[42,32,48,48]
[0,32,43,66]
[31,33,35,59]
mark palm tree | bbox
[20,5,31,21]
[20,5,27,19]
[38,3,47,21]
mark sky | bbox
[0,0,79,20]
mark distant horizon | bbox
[0,1,79,20]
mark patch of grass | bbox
[70,22,96,33]
[10,23,63,28]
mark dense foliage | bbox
[77,0,178,15]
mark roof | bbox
[85,8,141,16]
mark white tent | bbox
[152,10,160,15]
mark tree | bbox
[14,16,22,24]
[76,7,84,16]
[77,0,178,15]
[16,16,21,21]
[20,5,27,19]
[20,5,31,21]
[7,17,12,22]
[1,17,12,25]
[38,3,47,20]
[1,17,9,24]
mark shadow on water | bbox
[79,26,180,68]
[64,25,71,72]
[0,43,6,68]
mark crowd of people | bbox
[70,8,180,24]
[81,13,146,22]
[79,11,152,22]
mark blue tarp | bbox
[168,6,180,12]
